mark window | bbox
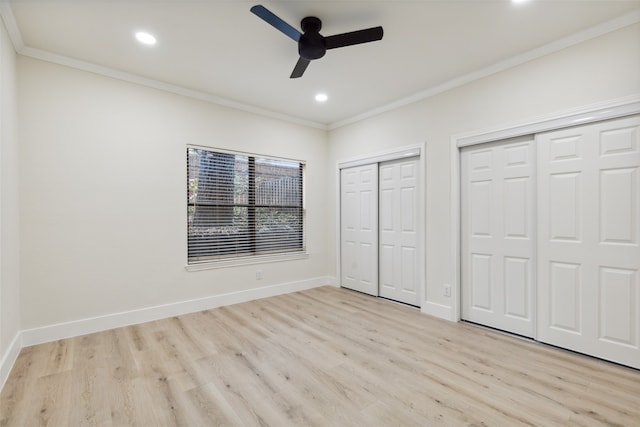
[187,147,305,264]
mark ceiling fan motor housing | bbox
[299,16,326,60]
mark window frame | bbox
[186,145,307,270]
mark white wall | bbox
[0,15,20,377]
[18,57,329,331]
[327,23,640,318]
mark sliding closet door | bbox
[537,115,640,369]
[379,158,420,306]
[461,138,536,337]
[340,164,378,296]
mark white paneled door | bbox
[461,137,536,338]
[537,115,640,369]
[379,158,420,306]
[340,164,378,296]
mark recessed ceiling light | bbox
[315,93,328,103]
[135,31,156,45]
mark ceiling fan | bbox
[250,5,384,78]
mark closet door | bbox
[340,164,378,296]
[379,158,420,306]
[537,115,640,369]
[461,138,536,337]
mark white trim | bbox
[421,301,455,321]
[450,134,462,323]
[324,276,339,287]
[330,10,640,130]
[338,147,421,170]
[335,164,342,291]
[456,95,640,147]
[0,332,21,392]
[0,2,24,51]
[417,147,427,310]
[20,277,331,347]
[449,95,640,323]
[186,251,309,271]
[335,144,426,306]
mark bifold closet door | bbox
[461,138,536,338]
[379,158,420,306]
[340,164,378,296]
[537,115,640,369]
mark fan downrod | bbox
[301,16,321,32]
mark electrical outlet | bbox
[443,284,451,297]
[256,269,263,280]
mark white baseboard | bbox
[0,332,22,392]
[21,277,333,348]
[325,276,339,287]
[421,300,456,321]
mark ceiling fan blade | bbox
[250,5,301,42]
[325,26,383,50]
[290,57,311,78]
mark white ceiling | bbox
[4,0,640,128]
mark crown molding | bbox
[329,8,640,130]
[0,1,24,50]
[0,2,327,130]
[3,2,639,132]
[19,46,328,130]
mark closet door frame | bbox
[447,96,640,323]
[336,144,426,306]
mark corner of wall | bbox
[0,332,21,394]
[0,4,22,396]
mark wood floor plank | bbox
[2,286,639,426]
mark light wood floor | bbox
[1,286,639,426]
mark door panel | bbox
[461,137,536,337]
[548,261,581,333]
[504,256,529,319]
[549,172,581,241]
[599,167,636,244]
[340,165,378,295]
[599,267,636,346]
[537,115,640,369]
[470,254,492,310]
[378,158,420,306]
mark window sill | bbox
[185,251,309,271]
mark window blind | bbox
[187,147,304,263]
